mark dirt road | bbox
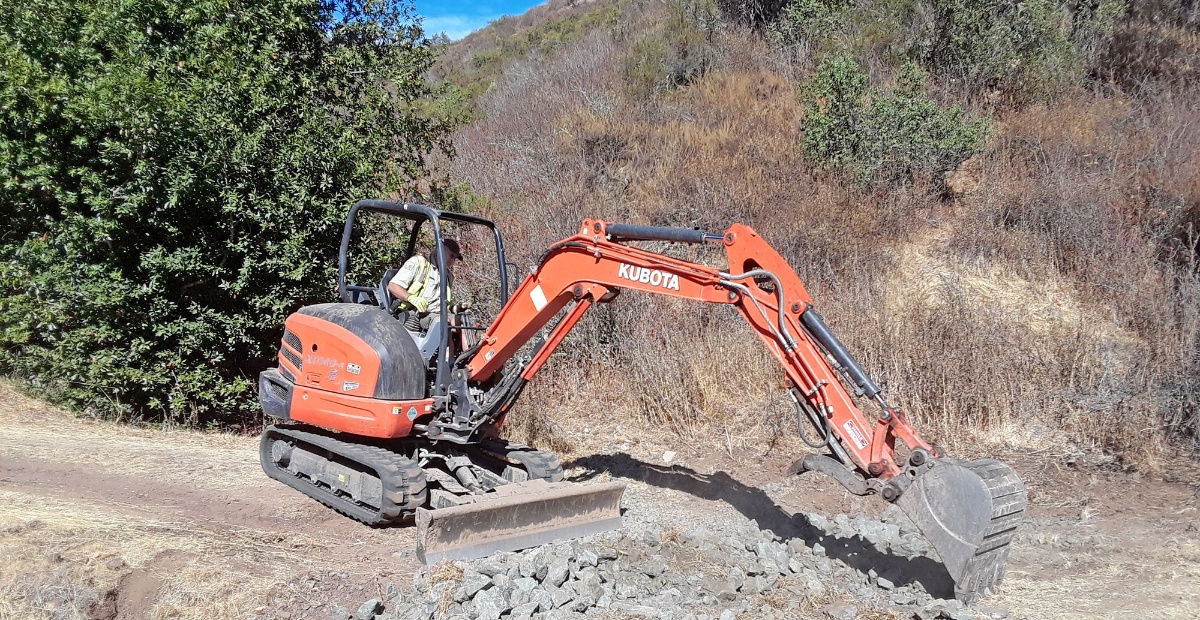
[1,383,1197,619]
[0,385,421,620]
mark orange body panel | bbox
[290,387,433,438]
[283,313,381,399]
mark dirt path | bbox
[0,385,421,620]
[1,383,1198,619]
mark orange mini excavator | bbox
[259,200,1026,603]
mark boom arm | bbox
[465,219,935,481]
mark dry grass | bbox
[445,1,1200,471]
[759,576,857,616]
[659,526,683,546]
[428,561,464,585]
[0,491,321,620]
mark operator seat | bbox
[379,266,444,363]
[379,268,400,314]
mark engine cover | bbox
[277,303,426,400]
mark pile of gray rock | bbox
[333,505,1011,620]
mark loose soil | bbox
[1,383,1197,619]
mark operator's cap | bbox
[442,239,462,260]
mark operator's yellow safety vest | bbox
[407,256,453,307]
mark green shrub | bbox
[767,0,853,51]
[768,0,1124,101]
[800,55,990,187]
[0,0,453,426]
[912,0,1121,97]
[622,0,721,99]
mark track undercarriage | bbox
[259,424,625,563]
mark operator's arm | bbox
[387,257,423,306]
[387,281,412,303]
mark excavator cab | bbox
[336,201,510,377]
[261,200,626,564]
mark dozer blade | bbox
[895,458,1028,604]
[416,480,626,564]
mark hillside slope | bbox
[436,0,1200,469]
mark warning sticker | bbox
[530,285,548,312]
[392,406,402,416]
[341,381,359,392]
[842,420,869,450]
[347,363,361,375]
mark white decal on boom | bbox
[530,284,548,311]
[842,420,869,450]
[617,263,680,291]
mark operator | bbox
[387,239,460,330]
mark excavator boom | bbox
[459,219,1026,603]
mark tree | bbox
[0,0,454,426]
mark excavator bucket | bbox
[415,480,626,564]
[895,458,1028,603]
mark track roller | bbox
[260,425,427,525]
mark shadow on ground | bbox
[567,452,956,599]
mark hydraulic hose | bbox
[718,269,796,350]
[789,388,830,449]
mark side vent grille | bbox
[282,329,302,352]
[269,380,289,400]
[281,347,302,372]
[281,329,303,372]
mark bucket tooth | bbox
[416,481,626,564]
[895,458,1028,604]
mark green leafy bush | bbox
[911,0,1123,97]
[767,0,853,51]
[622,0,721,99]
[800,55,990,187]
[0,0,453,426]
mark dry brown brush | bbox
[444,0,1198,468]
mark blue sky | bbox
[416,1,544,40]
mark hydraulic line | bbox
[789,388,830,449]
[719,280,789,349]
[718,269,797,350]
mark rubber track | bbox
[260,425,427,526]
[953,458,1029,604]
[479,441,564,482]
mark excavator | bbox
[258,200,1027,603]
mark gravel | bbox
[326,497,1016,620]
